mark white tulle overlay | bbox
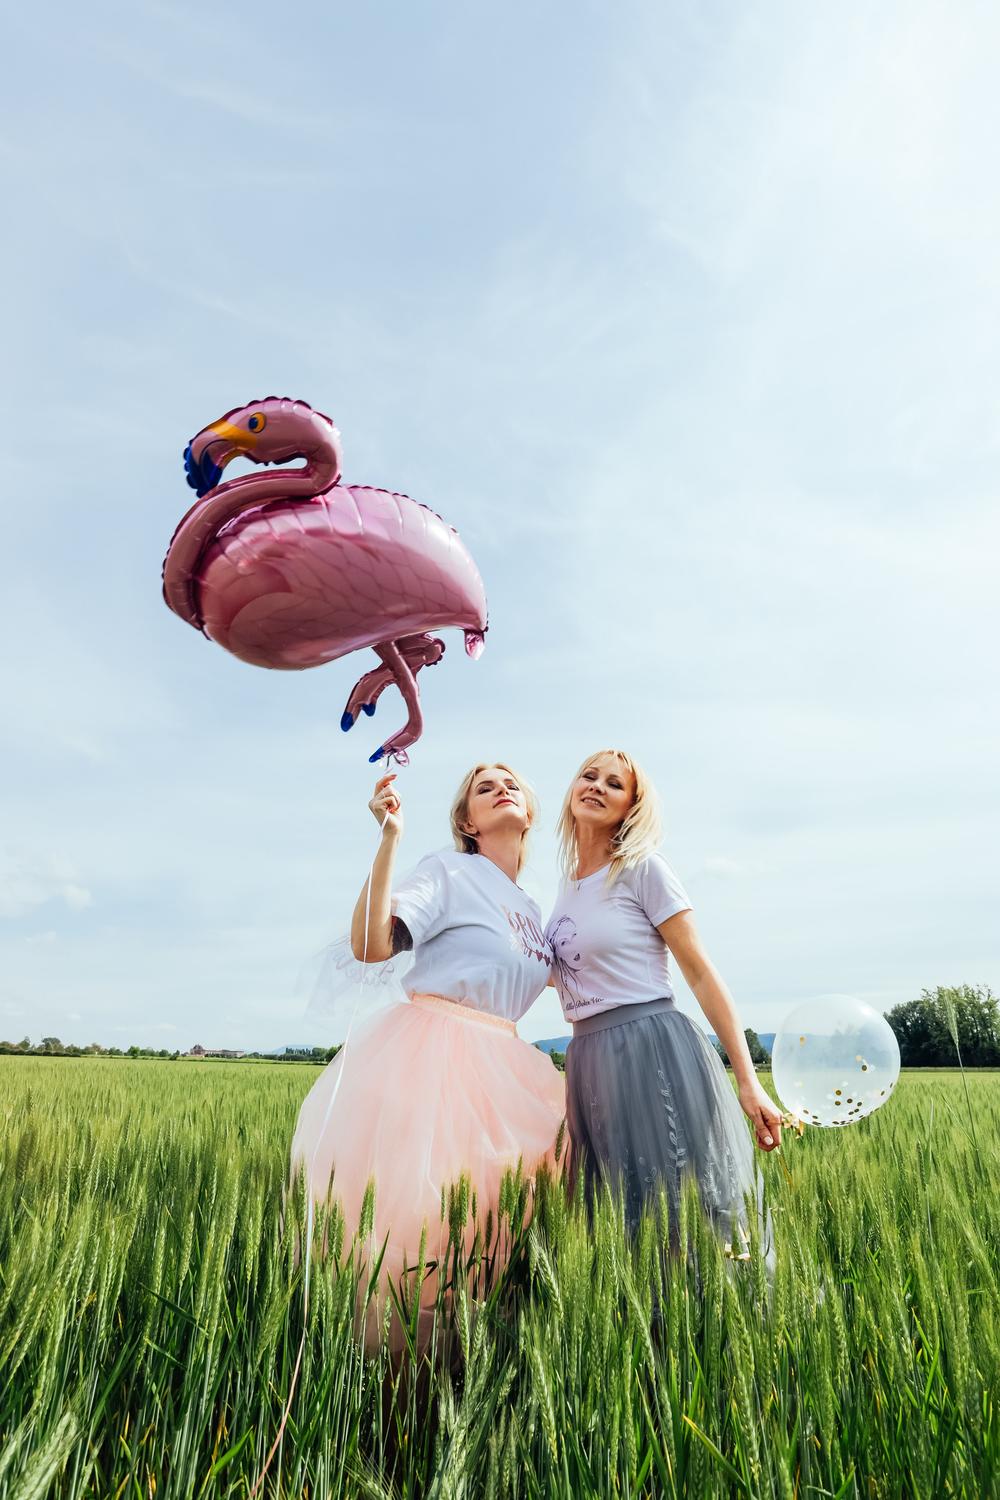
[298,934,412,1039]
[290,993,566,1351]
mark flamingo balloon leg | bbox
[341,633,446,741]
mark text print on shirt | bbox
[501,905,549,966]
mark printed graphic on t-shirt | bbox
[547,914,591,1013]
[501,905,550,966]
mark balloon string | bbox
[249,806,390,1498]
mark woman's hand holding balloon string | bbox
[737,1077,784,1153]
[369,772,403,837]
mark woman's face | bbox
[570,755,636,837]
[464,766,530,840]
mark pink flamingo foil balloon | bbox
[162,397,488,765]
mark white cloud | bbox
[0,852,94,920]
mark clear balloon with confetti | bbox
[771,994,901,1128]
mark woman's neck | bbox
[474,831,522,886]
[573,825,615,881]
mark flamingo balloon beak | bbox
[183,442,223,498]
[183,421,257,498]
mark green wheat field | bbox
[1,1059,997,1499]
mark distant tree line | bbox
[0,1039,340,1063]
[882,985,1000,1067]
[714,1029,770,1069]
[3,986,997,1069]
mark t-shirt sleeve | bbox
[390,854,451,947]
[633,853,692,927]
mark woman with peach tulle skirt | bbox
[290,762,565,1352]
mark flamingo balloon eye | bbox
[248,413,266,433]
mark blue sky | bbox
[2,1,997,1049]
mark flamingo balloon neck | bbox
[209,457,339,510]
[162,454,341,631]
[217,420,343,505]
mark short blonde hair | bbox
[450,762,539,876]
[556,749,662,885]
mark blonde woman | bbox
[545,749,778,1267]
[291,763,565,1348]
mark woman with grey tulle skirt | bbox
[544,749,779,1273]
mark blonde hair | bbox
[556,749,662,885]
[450,762,539,876]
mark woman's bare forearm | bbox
[659,912,757,1088]
[688,964,758,1088]
[350,828,401,961]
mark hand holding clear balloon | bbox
[738,1078,783,1152]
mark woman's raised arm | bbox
[350,774,403,962]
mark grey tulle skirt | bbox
[565,998,775,1273]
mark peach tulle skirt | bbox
[290,994,566,1350]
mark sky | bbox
[2,1,998,1051]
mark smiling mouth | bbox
[581,797,604,807]
[494,798,515,808]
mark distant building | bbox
[184,1044,246,1060]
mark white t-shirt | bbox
[544,854,692,1023]
[391,848,551,1023]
